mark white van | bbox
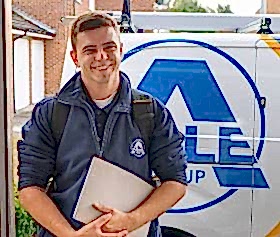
[61,32,280,237]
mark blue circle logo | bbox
[122,38,266,213]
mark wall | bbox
[95,0,154,11]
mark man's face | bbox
[71,26,122,84]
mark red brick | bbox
[267,0,280,13]
[95,0,154,11]
[75,1,90,15]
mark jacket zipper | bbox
[99,111,121,157]
[58,99,128,158]
[79,99,101,154]
[59,98,101,154]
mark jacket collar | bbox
[57,71,132,113]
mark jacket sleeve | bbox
[17,97,56,191]
[149,98,188,186]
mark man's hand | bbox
[73,213,128,237]
[92,203,137,233]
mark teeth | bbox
[99,66,107,70]
[92,65,109,70]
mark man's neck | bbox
[81,74,120,100]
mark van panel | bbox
[251,37,280,237]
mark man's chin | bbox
[88,74,111,83]
[91,77,110,84]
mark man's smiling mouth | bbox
[91,64,112,71]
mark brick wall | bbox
[13,0,90,95]
[267,0,280,13]
[75,0,91,15]
[95,0,154,11]
[256,0,280,13]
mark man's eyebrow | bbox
[82,41,117,51]
[82,45,97,51]
[103,41,117,46]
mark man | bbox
[18,12,188,237]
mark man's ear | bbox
[70,50,79,67]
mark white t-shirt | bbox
[93,91,117,109]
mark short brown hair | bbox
[70,11,120,52]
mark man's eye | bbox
[84,49,96,54]
[105,45,117,51]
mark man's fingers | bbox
[117,229,129,237]
[102,224,125,233]
[93,202,113,213]
[100,229,128,237]
[91,213,112,228]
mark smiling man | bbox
[17,12,188,237]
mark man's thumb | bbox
[92,213,112,228]
[92,203,113,213]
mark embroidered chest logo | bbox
[130,138,146,159]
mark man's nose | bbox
[95,48,109,61]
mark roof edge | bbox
[12,6,56,35]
